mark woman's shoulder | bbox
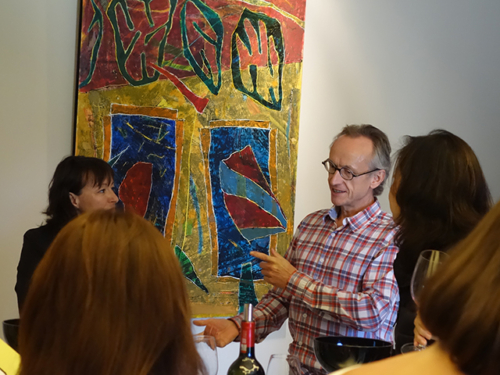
[337,344,462,375]
[24,223,51,237]
[336,354,416,375]
[23,222,61,245]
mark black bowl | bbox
[314,336,392,372]
[2,319,20,352]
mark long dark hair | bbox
[19,210,205,375]
[393,129,491,271]
[44,156,114,227]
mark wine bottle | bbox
[227,304,265,375]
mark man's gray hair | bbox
[332,124,391,196]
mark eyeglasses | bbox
[322,159,380,180]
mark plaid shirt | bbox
[232,200,399,375]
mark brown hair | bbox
[419,199,500,375]
[393,129,491,274]
[19,210,204,375]
[333,124,391,196]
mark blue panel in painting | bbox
[109,114,177,234]
[209,126,271,279]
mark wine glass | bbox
[193,335,218,375]
[400,250,449,353]
[266,354,301,375]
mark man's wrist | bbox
[228,317,242,341]
[227,317,241,331]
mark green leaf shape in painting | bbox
[175,245,209,294]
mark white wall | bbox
[296,0,500,220]
[2,0,500,373]
[0,0,77,329]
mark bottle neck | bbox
[240,321,256,358]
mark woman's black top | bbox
[15,223,61,310]
[393,250,419,353]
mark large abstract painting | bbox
[74,0,307,316]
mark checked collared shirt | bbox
[232,200,399,375]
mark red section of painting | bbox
[149,63,209,113]
[223,193,284,229]
[78,0,306,91]
[118,162,153,217]
[223,145,274,197]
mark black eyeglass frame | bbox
[321,159,381,180]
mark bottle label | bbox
[240,321,255,353]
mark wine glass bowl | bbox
[314,336,392,372]
[410,250,449,304]
[193,335,218,375]
[266,354,300,375]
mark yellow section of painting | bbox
[75,62,303,316]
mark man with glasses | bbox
[195,125,399,375]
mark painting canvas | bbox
[74,0,307,316]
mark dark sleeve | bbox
[393,250,418,353]
[15,227,52,311]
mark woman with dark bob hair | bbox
[18,210,206,375]
[15,155,118,309]
[390,129,492,351]
[330,198,500,374]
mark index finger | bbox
[193,320,208,327]
[250,251,271,261]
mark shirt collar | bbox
[325,200,381,231]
